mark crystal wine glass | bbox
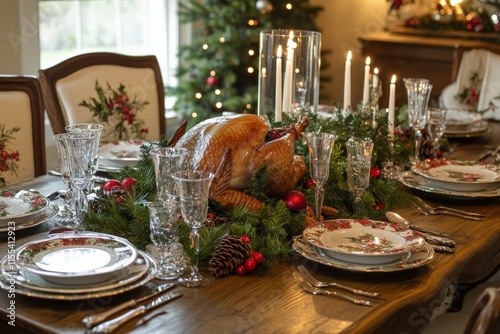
[404,78,432,164]
[65,123,103,192]
[346,138,374,213]
[150,147,189,204]
[53,133,76,228]
[63,132,99,228]
[172,170,214,287]
[426,108,447,160]
[304,133,337,225]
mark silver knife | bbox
[90,290,183,334]
[430,244,455,253]
[82,283,176,328]
[419,232,455,247]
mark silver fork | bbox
[413,197,485,218]
[297,265,380,298]
[292,272,372,306]
[411,202,484,221]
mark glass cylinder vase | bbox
[257,29,321,122]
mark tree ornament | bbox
[256,0,273,13]
[374,202,385,211]
[283,190,307,213]
[207,76,217,86]
[370,167,381,179]
[208,235,253,278]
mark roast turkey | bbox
[169,114,309,211]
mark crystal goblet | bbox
[53,133,76,228]
[426,108,447,160]
[346,138,374,213]
[63,132,99,228]
[404,78,432,164]
[172,170,214,287]
[303,133,337,224]
[65,123,103,192]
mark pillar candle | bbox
[388,74,396,137]
[275,45,283,122]
[362,56,371,108]
[282,32,295,114]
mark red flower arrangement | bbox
[0,125,21,176]
[79,81,150,140]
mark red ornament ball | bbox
[121,177,137,191]
[283,190,307,213]
[373,202,385,211]
[103,179,122,193]
[240,235,251,244]
[235,265,247,276]
[305,178,315,189]
[370,167,381,179]
[252,251,264,264]
[244,258,257,272]
[206,76,217,86]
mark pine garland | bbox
[83,108,416,268]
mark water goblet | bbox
[403,78,432,164]
[53,133,76,228]
[172,170,214,287]
[303,133,337,224]
[65,123,103,191]
[346,138,374,213]
[426,108,447,160]
[149,201,186,280]
[150,147,189,203]
[63,132,99,228]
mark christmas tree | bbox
[169,0,325,128]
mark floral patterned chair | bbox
[38,52,166,142]
[0,76,46,187]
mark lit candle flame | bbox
[365,56,371,66]
[391,74,397,84]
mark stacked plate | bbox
[411,160,500,193]
[293,219,434,272]
[98,140,146,171]
[0,233,157,300]
[444,109,490,138]
[0,190,59,232]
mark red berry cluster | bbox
[235,235,264,276]
[102,177,137,203]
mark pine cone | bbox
[208,235,252,278]
[322,205,339,218]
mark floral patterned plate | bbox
[0,202,59,232]
[303,220,425,265]
[0,190,50,227]
[98,140,145,169]
[3,250,149,294]
[0,251,157,300]
[412,160,500,192]
[15,233,138,286]
[293,236,434,273]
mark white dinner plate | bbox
[445,109,482,128]
[0,202,59,232]
[15,233,138,286]
[303,220,425,265]
[412,160,500,192]
[2,251,149,294]
[293,236,434,273]
[98,140,145,169]
[0,190,50,227]
[399,171,500,198]
[0,251,157,300]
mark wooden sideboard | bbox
[359,30,500,107]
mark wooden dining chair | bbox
[38,52,166,142]
[463,287,500,334]
[0,75,46,186]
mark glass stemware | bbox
[53,134,76,228]
[63,132,99,228]
[346,138,374,213]
[172,170,214,287]
[404,78,432,164]
[426,108,447,160]
[149,147,189,279]
[304,133,337,224]
[65,123,103,192]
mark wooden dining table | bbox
[1,121,499,334]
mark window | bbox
[38,0,179,88]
